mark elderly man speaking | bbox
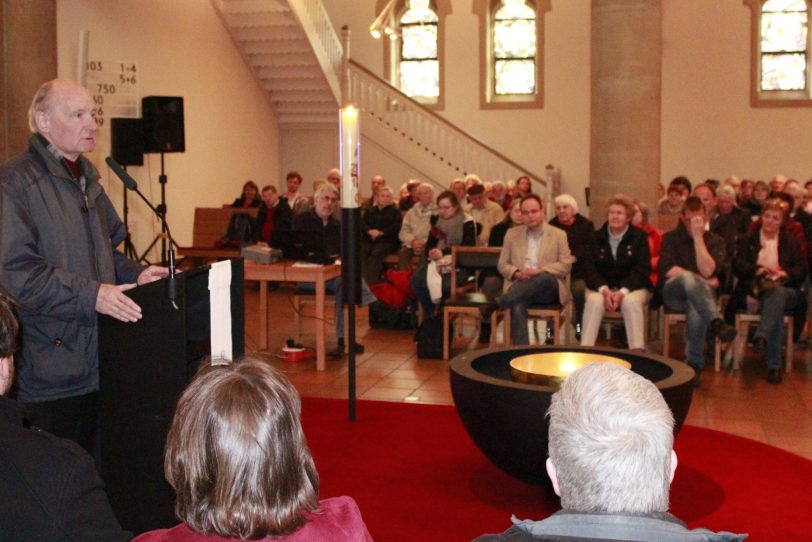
[0,79,168,455]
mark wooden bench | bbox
[177,207,258,268]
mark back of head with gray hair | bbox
[554,193,579,214]
[547,363,674,514]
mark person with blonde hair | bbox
[134,357,372,541]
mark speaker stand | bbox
[120,165,140,262]
[139,153,169,266]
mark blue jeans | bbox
[497,272,559,345]
[662,272,721,367]
[298,277,377,339]
[755,286,799,370]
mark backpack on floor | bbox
[415,313,444,359]
[368,300,418,330]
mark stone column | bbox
[590,0,661,214]
[1,0,57,161]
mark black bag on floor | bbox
[415,313,444,359]
[369,301,418,330]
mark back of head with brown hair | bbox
[165,356,319,539]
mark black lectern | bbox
[98,259,244,534]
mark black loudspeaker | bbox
[110,118,144,166]
[141,96,185,153]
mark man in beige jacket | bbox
[496,194,574,344]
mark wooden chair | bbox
[661,310,722,371]
[732,313,794,372]
[442,247,504,360]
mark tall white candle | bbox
[339,106,360,208]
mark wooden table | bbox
[244,260,341,370]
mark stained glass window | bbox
[760,0,809,91]
[399,0,439,98]
[493,0,537,95]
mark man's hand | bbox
[688,215,705,239]
[137,265,170,285]
[602,289,616,312]
[368,229,383,240]
[96,283,141,322]
[428,248,443,261]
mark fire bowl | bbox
[449,345,694,485]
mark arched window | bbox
[399,0,439,99]
[374,0,451,109]
[746,0,811,105]
[474,0,549,109]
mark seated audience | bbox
[283,170,309,214]
[516,175,533,198]
[478,200,525,344]
[659,196,737,385]
[289,184,377,357]
[398,182,437,269]
[466,183,505,245]
[580,195,652,350]
[133,357,373,542]
[491,194,573,345]
[361,185,402,283]
[255,185,292,249]
[743,180,770,216]
[725,199,807,385]
[549,194,595,336]
[738,179,755,210]
[411,190,477,316]
[450,178,468,206]
[716,184,752,236]
[398,179,421,213]
[0,292,131,541]
[490,180,512,211]
[632,200,662,286]
[657,183,684,216]
[231,180,261,208]
[474,363,747,542]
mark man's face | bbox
[37,82,97,160]
[521,199,545,230]
[371,176,385,194]
[693,187,715,215]
[417,186,434,206]
[452,182,466,202]
[667,189,682,207]
[469,192,486,209]
[315,191,338,219]
[681,208,705,228]
[286,176,301,192]
[261,189,278,207]
[717,195,735,214]
[770,176,786,193]
[377,189,393,206]
[491,184,505,200]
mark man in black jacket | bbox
[0,79,168,455]
[0,292,131,541]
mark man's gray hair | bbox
[314,183,338,200]
[554,193,579,214]
[28,80,58,133]
[716,184,737,200]
[547,363,674,514]
[418,182,435,193]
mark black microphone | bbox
[106,156,179,309]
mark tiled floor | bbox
[244,285,812,461]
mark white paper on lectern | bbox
[209,260,233,361]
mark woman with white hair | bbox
[549,194,595,335]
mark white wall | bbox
[57,0,280,255]
[661,0,812,184]
[322,0,593,213]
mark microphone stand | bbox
[106,156,178,310]
[120,164,139,261]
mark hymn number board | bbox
[85,60,140,129]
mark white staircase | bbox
[210,0,556,198]
[210,0,341,124]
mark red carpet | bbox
[301,397,812,542]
